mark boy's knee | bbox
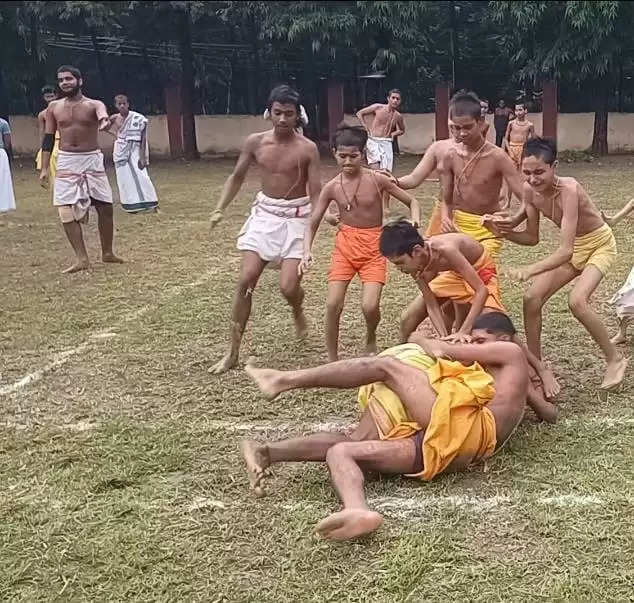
[327,297,345,316]
[568,292,588,315]
[326,442,352,465]
[279,281,298,300]
[237,274,259,296]
[523,290,543,311]
[361,300,380,319]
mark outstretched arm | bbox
[415,278,448,337]
[95,101,110,130]
[397,143,439,189]
[513,334,560,399]
[411,336,524,367]
[497,190,541,246]
[602,198,634,226]
[378,174,420,222]
[210,135,256,226]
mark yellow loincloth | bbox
[429,249,505,311]
[357,343,497,481]
[35,133,59,183]
[507,141,524,170]
[571,223,617,275]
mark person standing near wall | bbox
[494,100,514,147]
[0,116,16,212]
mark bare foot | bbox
[294,309,308,340]
[600,355,628,391]
[62,260,90,274]
[245,360,285,400]
[365,339,378,357]
[315,508,384,541]
[240,440,271,497]
[102,253,124,264]
[540,367,561,399]
[208,352,238,375]
[610,330,627,345]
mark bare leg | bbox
[326,281,350,362]
[93,200,124,263]
[280,259,307,338]
[241,411,379,496]
[316,438,416,541]
[400,294,428,343]
[61,221,90,273]
[611,317,630,345]
[568,265,627,390]
[361,282,383,355]
[523,264,578,358]
[210,251,267,375]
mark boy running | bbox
[300,126,420,361]
[486,137,627,390]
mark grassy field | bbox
[1,155,632,602]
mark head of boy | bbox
[471,312,516,344]
[333,126,367,174]
[379,219,426,275]
[449,91,484,145]
[41,85,57,105]
[480,99,489,117]
[522,137,557,193]
[267,85,301,133]
[114,94,130,116]
[56,65,82,97]
[387,89,402,110]
[515,103,527,119]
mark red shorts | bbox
[328,224,387,284]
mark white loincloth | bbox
[366,136,394,171]
[237,191,310,265]
[611,267,634,319]
[114,142,158,212]
[54,150,113,223]
[0,148,16,212]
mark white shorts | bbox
[366,136,394,171]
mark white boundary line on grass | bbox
[0,271,215,397]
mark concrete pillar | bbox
[542,80,558,141]
[435,82,450,140]
[164,85,184,158]
[327,80,344,145]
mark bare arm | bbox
[355,103,380,132]
[520,185,577,279]
[501,197,540,246]
[410,336,524,367]
[391,114,405,138]
[499,149,526,201]
[3,133,12,165]
[440,159,457,232]
[397,144,439,189]
[210,135,257,225]
[503,121,512,150]
[40,106,58,175]
[299,182,334,274]
[528,123,535,139]
[95,100,110,130]
[442,246,489,335]
[138,124,148,169]
[37,111,46,139]
[602,198,634,226]
[415,278,449,337]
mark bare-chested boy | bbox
[40,65,123,273]
[480,99,491,138]
[504,102,534,171]
[300,126,419,361]
[209,85,321,375]
[439,91,525,260]
[485,137,627,390]
[241,336,528,540]
[36,85,59,181]
[356,89,405,174]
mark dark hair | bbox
[388,88,401,97]
[515,102,525,109]
[267,85,300,112]
[449,90,482,120]
[333,124,367,151]
[523,136,557,165]
[57,65,82,80]
[41,85,56,96]
[114,93,129,101]
[473,312,516,336]
[380,219,424,257]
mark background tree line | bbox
[1,0,634,156]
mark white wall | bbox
[9,112,634,157]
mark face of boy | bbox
[522,155,556,192]
[388,93,401,109]
[515,105,527,118]
[43,92,56,105]
[334,145,363,174]
[115,97,130,115]
[471,328,510,344]
[388,246,425,275]
[450,114,483,145]
[270,102,298,132]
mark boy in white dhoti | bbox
[209,85,321,375]
[40,65,123,273]
[109,94,159,213]
[0,117,16,213]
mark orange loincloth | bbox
[328,224,387,284]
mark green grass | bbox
[1,155,632,601]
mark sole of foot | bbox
[245,358,282,401]
[315,509,384,541]
[239,440,270,497]
[599,356,629,391]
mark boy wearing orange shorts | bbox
[300,125,420,361]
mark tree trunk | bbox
[179,10,199,160]
[591,82,609,155]
[0,66,9,120]
[91,30,110,100]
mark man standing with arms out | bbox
[494,99,513,147]
[108,94,159,213]
[40,65,123,273]
[36,85,59,183]
[504,102,534,171]
[356,89,405,174]
[208,85,321,375]
[0,116,16,212]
